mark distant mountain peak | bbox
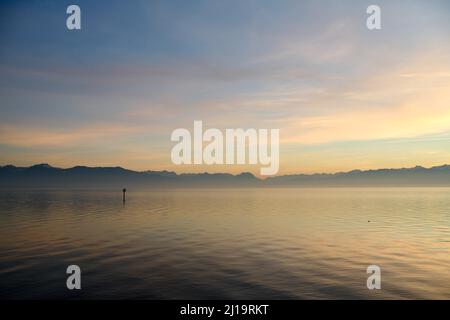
[31,163,53,168]
[237,172,257,179]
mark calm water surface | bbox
[0,188,449,299]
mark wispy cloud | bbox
[0,123,146,147]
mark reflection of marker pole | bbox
[122,188,126,202]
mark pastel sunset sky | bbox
[1,0,450,175]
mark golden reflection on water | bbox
[0,188,449,299]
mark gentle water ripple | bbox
[0,188,449,299]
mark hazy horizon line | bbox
[2,162,449,178]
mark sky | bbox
[1,0,450,175]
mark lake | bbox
[0,188,449,299]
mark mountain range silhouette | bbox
[1,163,449,188]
